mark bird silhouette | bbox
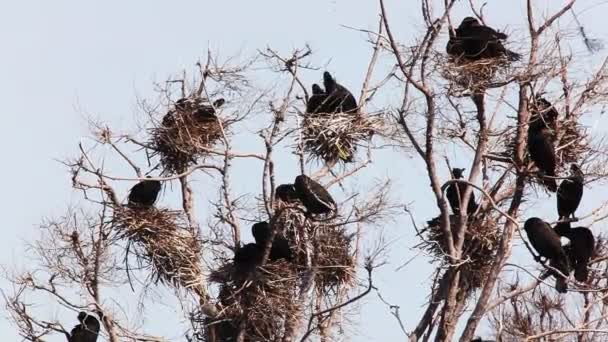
[557,164,584,219]
[128,177,162,208]
[527,115,557,192]
[445,168,478,216]
[322,71,358,114]
[447,17,521,61]
[252,222,293,262]
[69,312,100,342]
[555,221,595,282]
[294,175,336,215]
[524,217,569,293]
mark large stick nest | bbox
[274,207,356,290]
[149,97,228,175]
[420,214,500,293]
[500,113,587,176]
[113,207,205,295]
[441,55,515,93]
[205,262,299,342]
[300,111,383,164]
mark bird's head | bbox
[77,311,87,323]
[323,71,336,91]
[460,17,480,29]
[523,217,544,232]
[213,98,225,108]
[252,221,271,244]
[451,168,465,179]
[311,83,324,95]
[570,163,584,178]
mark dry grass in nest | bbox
[113,207,205,295]
[274,208,355,289]
[441,57,514,93]
[300,112,383,164]
[420,214,499,292]
[206,261,299,342]
[312,226,355,291]
[554,116,588,172]
[149,99,226,175]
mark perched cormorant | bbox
[128,176,162,208]
[322,71,358,114]
[445,168,478,216]
[251,222,292,261]
[294,175,336,215]
[529,96,559,131]
[233,242,262,271]
[446,17,521,61]
[557,164,584,219]
[524,217,570,293]
[193,98,225,122]
[275,184,299,204]
[560,225,595,282]
[69,312,100,342]
[527,116,557,192]
[306,84,329,115]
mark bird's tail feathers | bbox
[507,50,521,62]
[574,263,589,282]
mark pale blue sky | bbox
[2,1,608,341]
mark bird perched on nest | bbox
[274,184,300,204]
[294,174,336,215]
[557,164,584,220]
[322,71,358,114]
[446,168,478,216]
[162,97,225,126]
[192,98,225,122]
[252,221,293,262]
[524,217,570,293]
[554,221,595,282]
[529,96,559,131]
[527,111,558,192]
[306,83,329,115]
[234,242,262,271]
[69,312,100,342]
[128,176,162,208]
[446,17,521,61]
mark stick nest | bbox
[113,207,205,295]
[274,208,356,290]
[441,56,514,93]
[421,214,500,292]
[149,98,226,175]
[205,261,299,342]
[501,114,587,175]
[300,112,383,164]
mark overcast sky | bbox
[2,1,608,341]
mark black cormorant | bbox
[251,222,292,261]
[446,168,478,216]
[561,226,594,282]
[446,17,521,61]
[527,116,558,192]
[193,98,225,122]
[70,312,100,342]
[529,96,559,132]
[524,217,569,293]
[294,175,336,215]
[322,71,358,114]
[274,184,300,204]
[306,83,329,115]
[557,164,584,219]
[233,242,262,272]
[128,177,162,208]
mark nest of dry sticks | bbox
[300,111,383,164]
[149,98,226,175]
[421,214,499,293]
[205,261,299,342]
[113,206,205,296]
[274,207,356,289]
[500,113,587,176]
[441,56,514,93]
